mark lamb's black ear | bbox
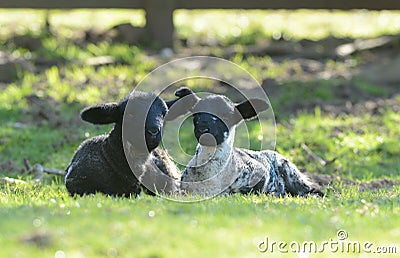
[165,87,199,120]
[175,87,195,98]
[235,99,269,122]
[165,87,196,108]
[80,103,121,124]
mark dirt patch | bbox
[10,34,43,51]
[19,231,53,248]
[24,94,64,127]
[170,34,400,118]
[271,90,400,119]
[318,96,399,117]
[0,160,25,175]
[21,94,82,128]
[311,174,400,192]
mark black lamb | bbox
[65,91,182,197]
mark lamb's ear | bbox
[165,87,199,120]
[234,99,269,122]
[165,87,197,108]
[175,87,196,98]
[80,103,121,124]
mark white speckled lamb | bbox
[174,87,323,197]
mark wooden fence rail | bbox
[1,0,400,47]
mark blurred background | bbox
[0,9,400,177]
[1,8,399,108]
[1,6,400,258]
[0,7,399,181]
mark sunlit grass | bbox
[274,110,400,181]
[0,182,399,258]
[0,9,145,37]
[176,10,400,43]
[0,9,399,258]
[1,9,400,42]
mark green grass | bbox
[176,10,400,44]
[275,111,400,181]
[1,184,399,258]
[1,9,400,44]
[0,9,399,258]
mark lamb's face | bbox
[170,87,270,147]
[81,91,169,153]
[144,96,168,150]
[125,92,168,152]
[192,95,236,146]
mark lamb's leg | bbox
[276,158,324,197]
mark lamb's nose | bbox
[147,127,160,137]
[196,118,211,133]
[197,126,210,134]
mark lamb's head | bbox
[173,87,269,146]
[80,91,173,152]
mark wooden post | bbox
[145,0,175,48]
